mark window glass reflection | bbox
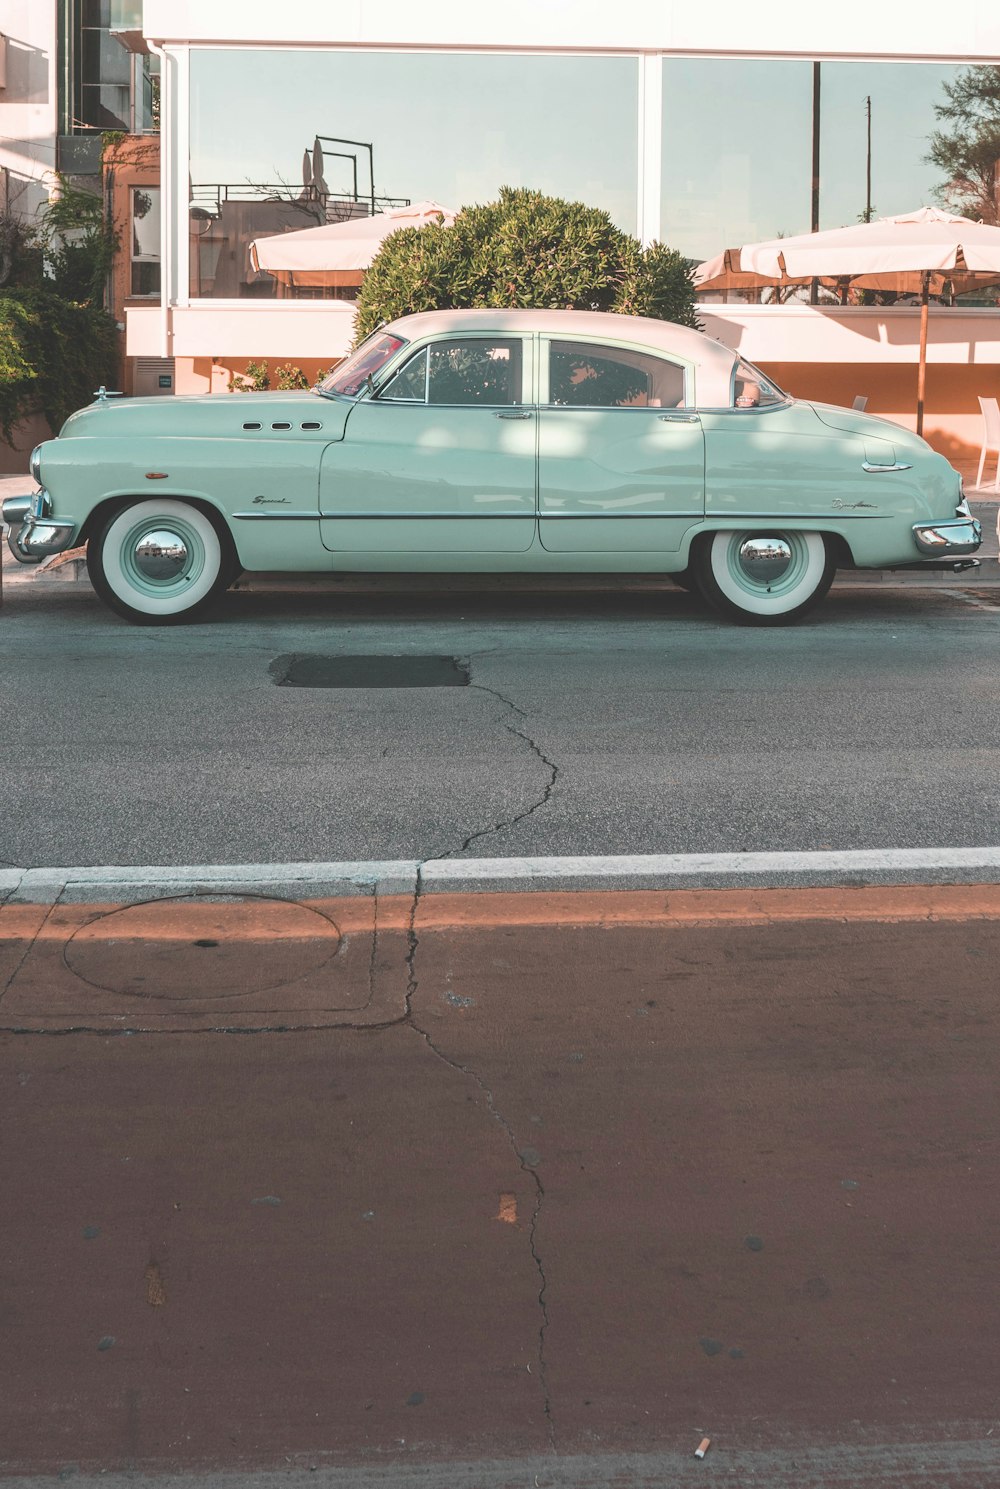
[189,50,638,299]
[547,340,685,408]
[381,349,428,402]
[662,57,968,269]
[130,187,160,297]
[426,339,522,405]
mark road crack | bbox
[403,678,559,1448]
[445,682,559,859]
[408,1017,555,1448]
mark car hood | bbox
[57,391,348,441]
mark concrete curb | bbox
[6,849,1000,903]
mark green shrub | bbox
[228,362,327,391]
[354,186,698,342]
[275,363,324,390]
[228,359,271,392]
[40,176,117,307]
[0,289,119,441]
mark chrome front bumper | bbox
[2,489,77,563]
[911,515,982,558]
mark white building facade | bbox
[59,3,1000,447]
[0,1,59,220]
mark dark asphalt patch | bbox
[271,653,470,688]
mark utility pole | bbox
[810,61,821,304]
[865,95,873,223]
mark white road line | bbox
[4,848,1000,902]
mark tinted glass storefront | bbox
[185,49,978,303]
[188,50,639,299]
[661,58,966,261]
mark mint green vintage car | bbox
[3,308,981,625]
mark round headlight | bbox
[29,444,42,485]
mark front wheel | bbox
[87,499,237,625]
[693,530,835,625]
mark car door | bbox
[319,334,536,554]
[537,337,705,553]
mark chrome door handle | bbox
[862,460,912,473]
[658,413,700,423]
[494,410,533,419]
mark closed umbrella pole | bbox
[916,269,930,438]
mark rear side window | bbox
[547,340,686,409]
[732,357,787,408]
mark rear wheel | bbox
[87,499,236,625]
[693,530,835,625]
[667,565,698,592]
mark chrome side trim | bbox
[233,511,320,521]
[862,460,913,473]
[540,511,704,519]
[319,512,535,521]
[704,510,890,521]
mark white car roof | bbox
[381,308,738,405]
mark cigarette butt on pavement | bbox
[695,1436,711,1459]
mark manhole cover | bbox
[63,895,342,1000]
[271,654,469,688]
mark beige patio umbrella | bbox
[249,200,456,288]
[693,247,814,297]
[738,208,1000,435]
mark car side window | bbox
[424,338,523,406]
[732,357,787,408]
[547,340,686,409]
[380,338,523,406]
[380,348,428,402]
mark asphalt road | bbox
[3,885,1000,1486]
[2,575,1000,869]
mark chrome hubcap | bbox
[133,529,189,580]
[737,536,793,584]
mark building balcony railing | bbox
[188,183,410,225]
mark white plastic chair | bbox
[852,395,868,411]
[976,396,1000,490]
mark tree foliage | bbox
[0,175,120,444]
[354,186,698,342]
[39,175,118,305]
[0,290,118,441]
[927,65,1000,223]
[0,210,44,290]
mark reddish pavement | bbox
[2,885,1000,1486]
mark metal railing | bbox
[188,183,410,225]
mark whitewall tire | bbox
[693,530,836,625]
[87,499,235,625]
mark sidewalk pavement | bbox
[3,472,998,593]
[2,881,1000,1482]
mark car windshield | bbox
[317,333,407,399]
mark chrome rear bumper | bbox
[911,516,982,558]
